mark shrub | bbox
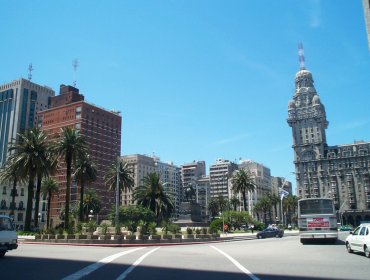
[186,227,193,234]
[202,228,208,234]
[101,223,108,235]
[195,228,201,234]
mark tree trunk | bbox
[10,178,17,216]
[79,180,85,222]
[25,174,36,231]
[47,193,51,229]
[34,176,42,228]
[242,191,247,212]
[65,155,72,231]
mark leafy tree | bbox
[104,158,134,223]
[41,177,59,229]
[207,198,220,219]
[283,195,298,226]
[83,189,101,221]
[134,172,174,226]
[231,168,256,211]
[268,193,280,222]
[116,205,155,233]
[51,127,88,230]
[217,195,229,213]
[0,157,25,217]
[7,128,50,231]
[73,154,97,222]
[229,196,240,211]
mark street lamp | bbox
[89,210,94,221]
[38,213,41,229]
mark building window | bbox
[21,188,24,196]
[2,186,6,195]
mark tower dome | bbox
[312,95,321,105]
[288,100,296,109]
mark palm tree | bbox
[283,195,298,226]
[51,127,88,230]
[268,193,280,222]
[230,196,240,211]
[73,154,97,222]
[134,172,174,226]
[7,128,50,231]
[83,189,101,221]
[0,157,24,217]
[217,195,229,213]
[207,198,220,219]
[41,177,58,229]
[104,158,134,203]
[231,168,256,211]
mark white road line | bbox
[62,247,145,280]
[116,247,160,280]
[209,245,260,280]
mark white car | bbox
[345,223,370,258]
[0,215,18,257]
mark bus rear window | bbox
[299,199,334,215]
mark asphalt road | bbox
[1,232,368,280]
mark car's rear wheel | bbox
[257,235,262,239]
[364,246,370,258]
[346,242,353,253]
[0,251,5,258]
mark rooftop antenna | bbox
[72,59,79,87]
[28,63,34,81]
[298,43,305,70]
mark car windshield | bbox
[0,217,14,231]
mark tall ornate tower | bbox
[287,45,329,197]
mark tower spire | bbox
[72,59,79,87]
[298,43,305,70]
[28,63,34,81]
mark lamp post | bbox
[89,210,94,221]
[115,157,120,226]
[38,213,41,229]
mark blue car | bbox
[256,227,284,239]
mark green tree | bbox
[83,189,102,221]
[116,205,156,233]
[283,195,298,226]
[73,154,97,222]
[0,157,24,217]
[217,195,229,213]
[41,177,59,229]
[7,128,50,231]
[51,127,88,230]
[134,172,174,226]
[268,193,280,222]
[104,158,134,219]
[229,196,240,211]
[207,198,220,219]
[231,168,256,211]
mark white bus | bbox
[298,198,338,244]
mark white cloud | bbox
[309,0,321,28]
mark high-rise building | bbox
[363,0,370,49]
[122,154,156,206]
[237,160,272,216]
[195,175,210,219]
[181,161,206,200]
[0,78,54,229]
[122,154,182,217]
[287,57,370,226]
[37,84,121,226]
[209,159,238,199]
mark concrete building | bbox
[287,61,370,226]
[363,0,370,50]
[0,78,54,229]
[122,154,182,217]
[195,175,211,219]
[37,84,121,225]
[237,160,272,217]
[209,159,238,199]
[180,161,206,200]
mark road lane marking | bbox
[210,245,260,280]
[62,247,145,280]
[116,247,160,280]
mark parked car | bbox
[0,215,18,257]
[256,227,284,239]
[345,223,370,258]
[339,225,353,231]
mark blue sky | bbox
[1,0,370,191]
